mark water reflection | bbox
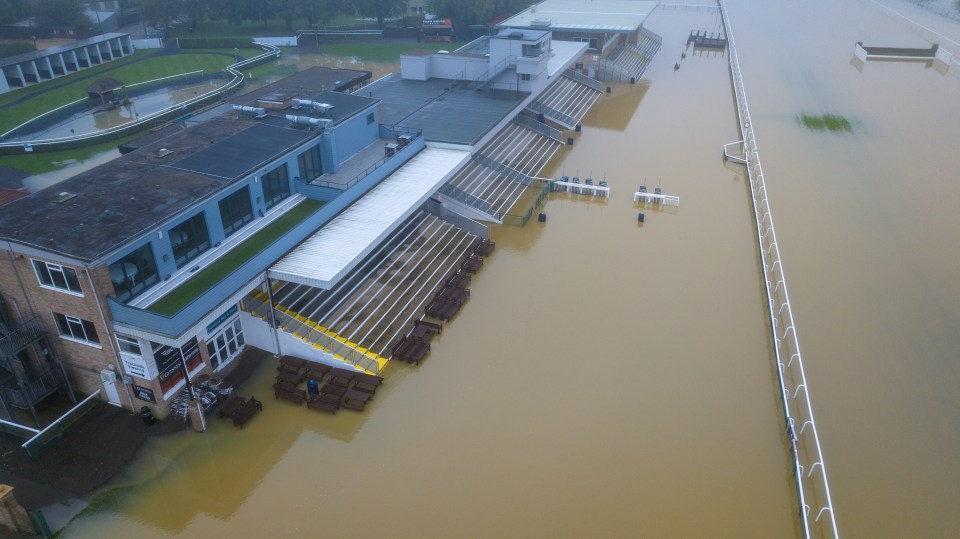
[21,80,225,140]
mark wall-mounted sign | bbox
[206,305,239,335]
[120,354,149,379]
[133,384,156,403]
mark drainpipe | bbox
[84,264,136,412]
[5,241,37,320]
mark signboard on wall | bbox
[120,354,149,379]
[206,305,238,335]
[151,337,204,396]
[133,384,156,403]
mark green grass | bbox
[0,49,258,134]
[148,199,324,316]
[1,134,139,174]
[799,113,854,133]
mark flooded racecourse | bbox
[56,1,960,537]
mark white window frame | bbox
[53,312,101,348]
[206,317,245,371]
[116,334,142,356]
[33,259,83,296]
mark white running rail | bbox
[718,1,839,537]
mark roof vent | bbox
[509,31,524,39]
[53,192,76,204]
[156,148,174,158]
[531,18,551,27]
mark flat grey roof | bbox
[498,0,659,32]
[0,33,130,68]
[233,66,372,103]
[491,29,551,41]
[364,74,527,145]
[0,115,318,262]
[171,122,315,180]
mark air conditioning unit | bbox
[100,370,118,384]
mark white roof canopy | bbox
[269,147,470,289]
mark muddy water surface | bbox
[57,1,960,537]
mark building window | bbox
[219,186,254,238]
[575,37,599,50]
[367,112,375,124]
[206,318,245,370]
[576,63,584,70]
[297,145,323,181]
[169,212,211,269]
[53,312,100,346]
[116,335,142,356]
[261,164,291,211]
[32,260,82,294]
[109,243,160,303]
[520,74,531,81]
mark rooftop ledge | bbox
[146,199,324,316]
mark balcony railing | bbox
[2,368,64,408]
[0,317,47,358]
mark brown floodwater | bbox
[56,2,960,537]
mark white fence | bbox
[718,1,839,537]
[132,38,163,49]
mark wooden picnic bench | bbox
[232,396,263,428]
[425,296,461,321]
[342,389,372,412]
[446,271,471,289]
[218,395,245,419]
[275,385,307,406]
[436,285,469,305]
[307,395,339,414]
[392,335,431,364]
[474,239,495,256]
[461,255,483,273]
[353,372,384,394]
[320,382,348,397]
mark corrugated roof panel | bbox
[269,147,470,288]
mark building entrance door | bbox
[100,369,121,405]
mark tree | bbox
[298,0,347,28]
[0,0,29,26]
[141,0,184,29]
[355,0,408,29]
[31,0,88,30]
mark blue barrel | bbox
[307,378,319,395]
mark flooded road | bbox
[56,1,960,537]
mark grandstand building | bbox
[0,2,663,422]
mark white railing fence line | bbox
[718,1,839,537]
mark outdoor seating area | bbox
[272,355,382,414]
[170,375,235,422]
[257,213,480,362]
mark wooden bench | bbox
[232,396,263,428]
[275,386,306,406]
[218,395,245,419]
[307,395,338,414]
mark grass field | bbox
[0,49,259,134]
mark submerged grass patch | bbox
[799,113,854,133]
